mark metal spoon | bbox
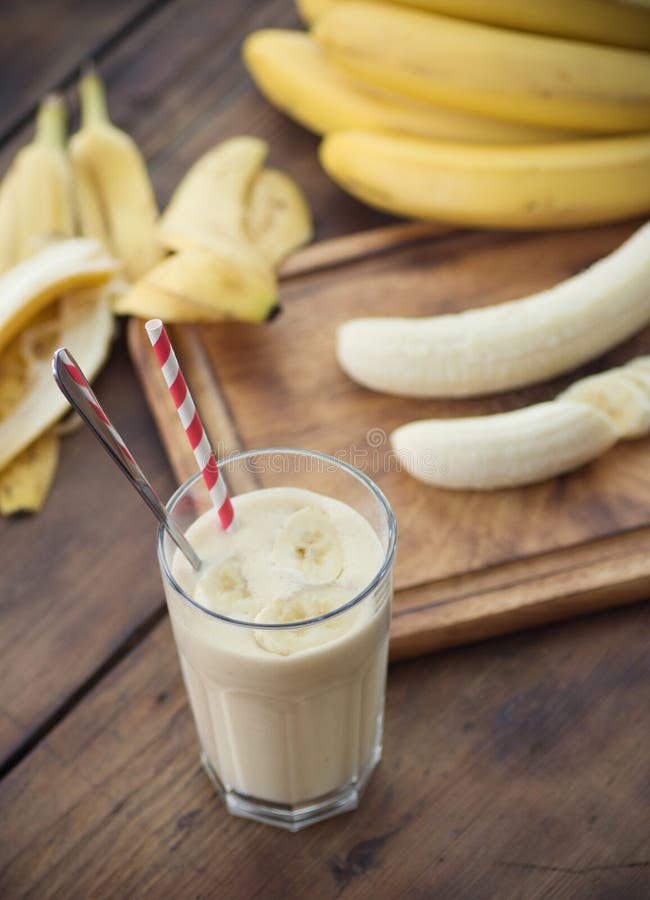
[52,347,202,572]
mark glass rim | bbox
[157,447,397,630]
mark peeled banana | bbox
[113,248,278,323]
[70,68,161,280]
[320,131,650,229]
[313,1,650,132]
[298,0,650,51]
[337,221,650,398]
[0,239,117,356]
[390,357,650,490]
[244,30,580,144]
[245,167,313,267]
[391,401,617,490]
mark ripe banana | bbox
[255,585,356,655]
[0,287,114,471]
[70,68,161,280]
[243,31,580,144]
[390,400,617,489]
[273,506,344,584]
[113,248,278,323]
[390,356,650,489]
[245,167,313,267]
[0,95,75,270]
[298,0,650,51]
[337,221,650,398]
[320,131,650,229]
[313,1,650,132]
[159,136,268,265]
[0,238,117,356]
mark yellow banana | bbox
[244,30,582,143]
[70,68,161,280]
[298,0,650,51]
[320,131,650,229]
[313,1,650,132]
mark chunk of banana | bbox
[558,370,650,438]
[273,506,344,583]
[194,556,258,619]
[254,585,356,656]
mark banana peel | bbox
[114,248,279,322]
[158,136,268,257]
[0,288,114,472]
[0,432,59,515]
[70,69,162,280]
[246,168,313,267]
[0,238,117,356]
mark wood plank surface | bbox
[0,0,167,140]
[0,0,387,767]
[1,603,648,899]
[129,218,650,658]
[0,337,174,768]
[1,1,649,896]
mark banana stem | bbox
[35,95,67,148]
[80,67,110,128]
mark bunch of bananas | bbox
[244,0,650,228]
[0,72,313,514]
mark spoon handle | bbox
[52,347,201,572]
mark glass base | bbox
[200,745,382,832]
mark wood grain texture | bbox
[0,0,386,766]
[0,604,648,899]
[0,337,174,767]
[0,0,166,142]
[129,219,650,658]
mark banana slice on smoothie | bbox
[273,506,343,584]
[254,585,356,656]
[194,556,257,619]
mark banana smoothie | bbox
[163,484,392,825]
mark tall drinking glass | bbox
[157,448,396,831]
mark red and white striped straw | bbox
[145,319,235,532]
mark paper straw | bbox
[145,319,235,532]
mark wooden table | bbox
[1,3,648,897]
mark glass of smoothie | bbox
[157,448,396,831]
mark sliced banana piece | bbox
[194,556,256,619]
[254,585,356,656]
[557,370,650,438]
[390,400,617,490]
[273,506,343,584]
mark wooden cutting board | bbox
[128,219,650,661]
